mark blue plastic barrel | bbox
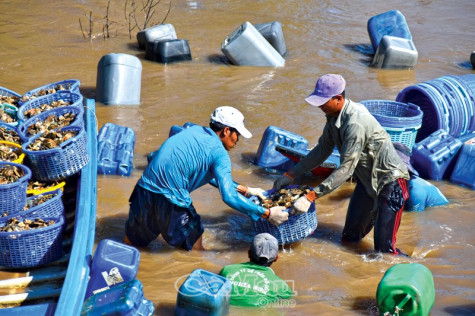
[450,137,475,189]
[97,123,136,176]
[396,74,475,141]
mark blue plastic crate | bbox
[0,216,64,268]
[411,129,463,180]
[367,10,413,51]
[175,269,231,316]
[22,126,89,182]
[255,126,309,172]
[251,185,318,245]
[20,79,81,105]
[97,123,136,176]
[450,137,475,189]
[0,162,31,214]
[0,188,64,223]
[82,279,154,316]
[18,90,83,122]
[18,105,84,142]
[85,239,141,299]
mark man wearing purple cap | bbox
[274,74,411,256]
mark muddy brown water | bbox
[1,0,474,315]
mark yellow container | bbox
[27,180,66,196]
[0,140,24,164]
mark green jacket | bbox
[219,261,293,307]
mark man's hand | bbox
[273,172,293,190]
[291,196,312,215]
[246,187,267,200]
[267,206,289,226]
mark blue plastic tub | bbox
[367,10,413,51]
[450,137,475,189]
[82,279,154,316]
[255,125,309,172]
[18,105,84,142]
[20,79,81,107]
[0,161,31,214]
[175,269,231,316]
[97,123,136,176]
[85,239,141,299]
[411,129,463,180]
[360,100,423,150]
[251,185,318,245]
[0,216,64,268]
[0,188,64,223]
[18,90,83,122]
[22,125,89,181]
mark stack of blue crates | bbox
[82,279,154,316]
[411,129,463,180]
[175,269,231,316]
[97,123,135,176]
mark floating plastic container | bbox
[85,239,141,298]
[145,39,192,64]
[371,35,418,69]
[360,100,423,150]
[137,23,177,50]
[367,10,413,51]
[221,21,285,67]
[377,263,435,316]
[396,74,475,142]
[255,125,309,172]
[251,185,318,245]
[175,269,231,316]
[97,123,135,176]
[406,175,448,212]
[82,279,154,316]
[450,137,475,189]
[0,161,31,214]
[96,53,142,105]
[411,129,463,180]
[254,21,287,57]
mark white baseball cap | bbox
[210,106,252,138]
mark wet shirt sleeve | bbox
[212,149,266,221]
[314,122,365,197]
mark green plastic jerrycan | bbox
[376,263,435,316]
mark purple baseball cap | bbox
[305,74,346,107]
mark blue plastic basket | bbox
[360,100,423,149]
[22,126,89,181]
[18,105,84,142]
[0,103,19,127]
[0,122,21,144]
[251,185,318,245]
[0,188,64,223]
[20,79,81,105]
[0,216,64,268]
[18,90,83,122]
[0,86,21,108]
[0,162,31,214]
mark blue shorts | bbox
[125,185,204,250]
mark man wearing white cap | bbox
[126,106,289,251]
[274,74,411,256]
[219,233,293,306]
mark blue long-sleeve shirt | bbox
[138,125,266,221]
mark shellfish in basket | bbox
[259,185,313,209]
[26,113,76,137]
[0,217,56,232]
[0,95,20,107]
[0,127,21,144]
[23,99,72,119]
[27,130,78,151]
[0,143,21,162]
[0,165,24,184]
